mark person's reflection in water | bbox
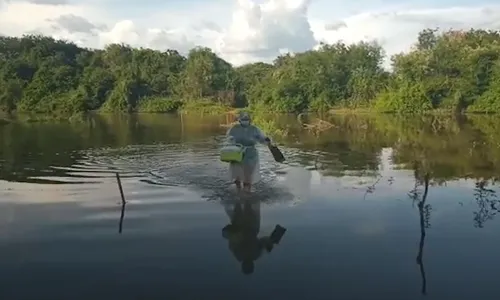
[222,197,286,275]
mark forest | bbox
[1,27,500,117]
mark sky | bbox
[1,0,500,66]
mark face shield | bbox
[238,112,251,127]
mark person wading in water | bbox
[226,112,271,192]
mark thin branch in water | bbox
[116,172,126,205]
[116,172,127,234]
[363,175,382,200]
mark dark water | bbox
[1,113,500,300]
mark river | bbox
[0,113,499,299]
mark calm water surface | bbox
[0,114,499,299]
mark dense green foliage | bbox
[2,28,500,116]
[375,29,500,113]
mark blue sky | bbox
[1,0,499,65]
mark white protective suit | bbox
[226,112,268,184]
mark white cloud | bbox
[1,0,500,66]
[49,13,106,34]
[98,20,140,46]
[98,21,197,53]
[0,1,103,38]
[2,0,69,4]
[216,0,316,64]
[313,5,500,61]
[22,0,68,4]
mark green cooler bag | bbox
[220,144,244,163]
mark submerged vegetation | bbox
[2,27,500,118]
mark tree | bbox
[2,28,500,116]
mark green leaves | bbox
[243,41,387,112]
[378,28,500,113]
[1,28,500,117]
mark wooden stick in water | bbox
[116,172,127,234]
[116,172,126,205]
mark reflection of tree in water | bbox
[473,180,499,228]
[6,113,500,186]
[287,138,382,178]
[222,197,286,275]
[0,114,228,184]
[406,164,500,293]
[0,122,89,183]
[409,167,431,295]
[118,201,126,234]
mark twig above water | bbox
[116,172,127,234]
[116,172,126,205]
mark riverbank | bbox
[328,107,497,115]
[3,102,499,125]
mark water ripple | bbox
[72,141,299,205]
[8,137,320,206]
